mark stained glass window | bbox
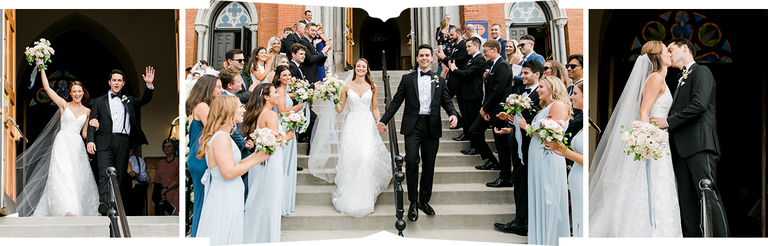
[215,2,250,28]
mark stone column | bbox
[194,24,209,61]
[554,17,568,63]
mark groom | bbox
[650,38,728,237]
[379,44,458,221]
[87,67,155,213]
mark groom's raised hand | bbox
[142,66,155,87]
[649,117,668,129]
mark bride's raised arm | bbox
[334,84,350,113]
[639,73,665,123]
[40,69,68,113]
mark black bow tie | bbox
[525,88,533,94]
[111,93,122,99]
[420,70,434,77]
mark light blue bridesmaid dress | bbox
[243,124,285,243]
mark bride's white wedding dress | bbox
[589,55,682,237]
[332,89,392,217]
[31,107,99,216]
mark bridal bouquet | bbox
[290,78,314,105]
[250,128,288,157]
[620,121,668,162]
[280,110,306,130]
[25,38,55,70]
[500,94,534,115]
[314,74,344,105]
[525,116,569,147]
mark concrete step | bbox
[0,216,179,237]
[281,229,527,244]
[297,139,495,155]
[281,204,515,231]
[296,166,502,186]
[295,183,514,207]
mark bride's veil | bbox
[15,110,62,216]
[589,55,653,214]
[307,72,353,183]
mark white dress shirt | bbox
[129,155,148,185]
[417,69,433,115]
[109,91,130,134]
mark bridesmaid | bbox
[242,83,294,243]
[184,74,223,236]
[195,96,270,245]
[271,65,305,215]
[249,46,270,86]
[546,81,585,237]
[256,54,289,91]
[517,76,573,245]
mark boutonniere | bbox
[432,75,439,84]
[121,95,129,103]
[678,70,690,84]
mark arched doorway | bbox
[592,9,768,236]
[206,1,256,70]
[506,2,553,60]
[353,8,409,70]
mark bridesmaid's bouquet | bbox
[525,116,569,147]
[620,121,668,162]
[25,38,55,70]
[314,74,344,105]
[500,94,534,115]
[250,128,288,157]
[280,110,306,130]
[290,78,314,105]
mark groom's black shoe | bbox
[452,133,468,141]
[475,161,498,170]
[419,202,435,215]
[462,147,478,155]
[494,220,527,236]
[408,203,419,221]
[486,178,514,188]
[98,202,109,216]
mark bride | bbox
[309,58,391,217]
[16,68,100,217]
[589,41,682,237]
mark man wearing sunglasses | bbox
[566,54,583,95]
[225,48,248,92]
[512,35,545,92]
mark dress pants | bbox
[468,118,511,179]
[672,148,729,237]
[462,99,482,138]
[404,115,439,203]
[97,134,131,205]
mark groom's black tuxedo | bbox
[667,63,728,237]
[380,70,457,203]
[87,86,153,204]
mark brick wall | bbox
[185,9,198,68]
[461,4,507,40]
[566,9,583,56]
[259,4,305,48]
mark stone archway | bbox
[504,1,568,62]
[194,0,259,68]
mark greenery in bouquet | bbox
[24,38,55,70]
[280,110,306,130]
[500,93,534,115]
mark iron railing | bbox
[107,166,131,237]
[699,179,714,237]
[381,50,406,236]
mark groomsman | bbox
[299,10,312,24]
[218,68,248,157]
[447,37,485,154]
[300,22,331,83]
[289,43,307,80]
[512,35,546,91]
[489,24,507,60]
[566,54,584,95]
[378,44,459,222]
[225,49,249,92]
[494,60,544,236]
[283,22,303,60]
[436,26,468,133]
[470,40,512,188]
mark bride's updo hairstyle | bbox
[641,40,665,73]
[242,83,275,138]
[197,95,240,159]
[354,58,376,93]
[540,76,573,118]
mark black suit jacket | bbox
[87,86,154,150]
[298,36,327,82]
[380,71,458,138]
[441,39,469,88]
[450,53,485,101]
[282,33,301,60]
[668,64,720,158]
[289,61,304,80]
[509,86,540,159]
[482,59,513,122]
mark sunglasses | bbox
[233,59,245,63]
[543,66,552,71]
[566,64,580,69]
[517,43,530,48]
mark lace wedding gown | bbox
[589,85,682,237]
[332,89,392,217]
[33,107,99,216]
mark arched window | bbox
[214,2,251,28]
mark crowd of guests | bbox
[435,15,585,245]
[184,9,334,245]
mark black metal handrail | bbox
[382,50,406,236]
[699,179,714,237]
[107,166,132,237]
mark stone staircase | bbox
[0,216,179,237]
[282,70,525,243]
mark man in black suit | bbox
[436,26,467,132]
[289,43,307,80]
[279,27,294,55]
[378,44,458,222]
[86,67,155,212]
[283,22,303,61]
[299,22,331,83]
[470,40,512,186]
[225,49,249,92]
[219,67,248,157]
[288,42,316,151]
[447,36,485,154]
[489,24,507,60]
[651,37,728,237]
[494,60,544,236]
[299,9,312,24]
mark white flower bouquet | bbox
[25,38,55,70]
[250,128,288,157]
[620,121,668,162]
[525,116,569,147]
[500,94,534,115]
[315,74,345,105]
[280,110,307,130]
[290,77,314,105]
